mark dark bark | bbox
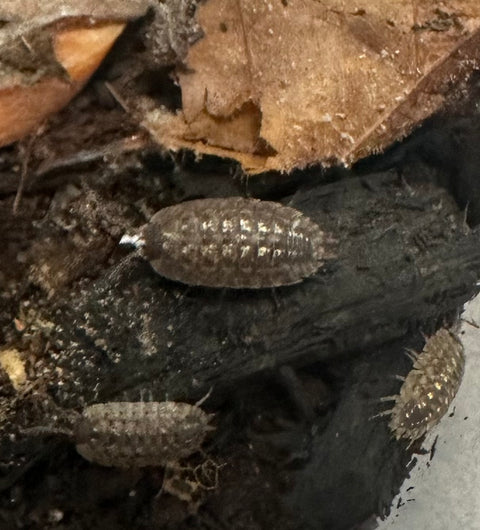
[2,127,480,529]
[39,172,479,408]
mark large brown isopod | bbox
[140,197,327,288]
[74,401,215,468]
[378,328,465,444]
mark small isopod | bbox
[74,401,214,468]
[378,328,465,444]
[136,197,328,288]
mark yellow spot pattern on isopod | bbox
[380,328,465,444]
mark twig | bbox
[13,133,36,214]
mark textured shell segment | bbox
[141,197,326,288]
[388,329,465,443]
[74,401,214,468]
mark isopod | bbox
[74,401,214,467]
[379,328,465,444]
[139,197,327,288]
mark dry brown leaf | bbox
[144,0,480,173]
[0,0,152,147]
[0,22,127,147]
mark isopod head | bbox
[74,401,214,468]
[383,329,464,444]
[141,197,327,288]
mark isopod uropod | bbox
[139,197,328,288]
[74,401,215,468]
[379,328,465,444]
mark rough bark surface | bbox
[35,173,480,409]
[1,162,479,528]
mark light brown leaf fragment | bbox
[0,22,126,147]
[0,1,202,147]
[144,0,480,173]
[0,348,26,390]
[0,0,152,147]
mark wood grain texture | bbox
[29,173,480,408]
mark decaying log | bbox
[32,171,480,408]
[1,166,479,528]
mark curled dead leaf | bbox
[144,0,480,173]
